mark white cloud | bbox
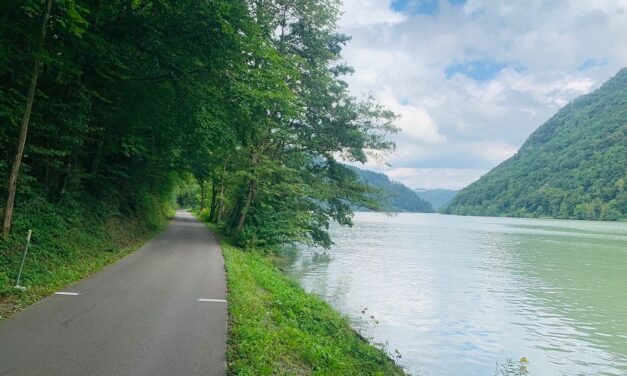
[367,166,488,190]
[340,0,627,189]
[461,141,517,165]
[340,0,406,28]
[378,89,447,144]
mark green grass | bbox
[200,220,406,376]
[0,196,172,321]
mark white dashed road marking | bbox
[55,292,80,296]
[197,298,226,303]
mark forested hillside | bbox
[414,189,458,211]
[0,0,397,257]
[446,68,627,220]
[350,167,434,212]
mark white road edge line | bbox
[197,298,227,303]
[55,292,80,296]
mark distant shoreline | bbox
[351,210,627,222]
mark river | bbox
[281,213,627,375]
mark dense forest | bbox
[349,166,434,213]
[414,188,458,211]
[0,0,398,252]
[446,68,627,220]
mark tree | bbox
[1,0,397,250]
[446,68,627,221]
[2,0,53,237]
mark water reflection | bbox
[508,230,627,375]
[282,213,627,376]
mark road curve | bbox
[0,211,227,376]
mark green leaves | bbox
[447,68,627,221]
[130,0,142,10]
[185,0,401,249]
[56,0,89,37]
[1,0,398,249]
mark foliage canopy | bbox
[446,68,627,221]
[349,166,434,213]
[0,0,397,249]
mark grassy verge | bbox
[199,219,406,376]
[0,196,172,321]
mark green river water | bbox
[283,213,627,375]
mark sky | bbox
[339,0,627,189]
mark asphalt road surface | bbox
[0,211,227,376]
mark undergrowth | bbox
[0,195,173,321]
[198,217,406,375]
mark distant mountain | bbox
[349,166,434,213]
[414,189,458,211]
[446,68,627,220]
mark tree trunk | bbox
[236,152,258,231]
[89,137,104,175]
[209,179,218,221]
[236,179,256,231]
[199,181,207,211]
[56,154,73,202]
[2,0,53,238]
[216,161,227,223]
[216,188,225,223]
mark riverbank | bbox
[280,211,627,375]
[0,197,172,321]
[198,219,406,375]
[442,211,627,222]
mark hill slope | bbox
[446,68,627,220]
[415,189,458,211]
[350,167,434,212]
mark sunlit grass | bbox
[200,220,406,375]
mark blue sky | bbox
[391,0,467,15]
[391,0,439,15]
[339,0,627,189]
[444,60,525,81]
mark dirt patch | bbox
[0,295,21,321]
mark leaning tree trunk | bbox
[2,0,53,238]
[236,179,256,231]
